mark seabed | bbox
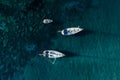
[0,0,120,80]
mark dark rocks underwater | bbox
[0,0,96,80]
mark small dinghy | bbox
[39,50,65,64]
[43,19,53,24]
[58,26,83,35]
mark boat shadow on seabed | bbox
[61,51,79,58]
[74,29,95,37]
[61,50,120,62]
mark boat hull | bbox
[61,27,83,35]
[43,19,53,24]
[43,50,65,58]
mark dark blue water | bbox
[0,0,120,80]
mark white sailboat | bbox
[43,19,53,24]
[58,26,83,35]
[39,50,65,64]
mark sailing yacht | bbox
[39,50,65,64]
[58,26,83,35]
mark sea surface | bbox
[0,0,120,80]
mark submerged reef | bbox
[0,0,59,80]
[0,0,94,80]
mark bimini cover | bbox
[63,29,68,35]
[45,51,49,57]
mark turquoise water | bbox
[1,0,120,80]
